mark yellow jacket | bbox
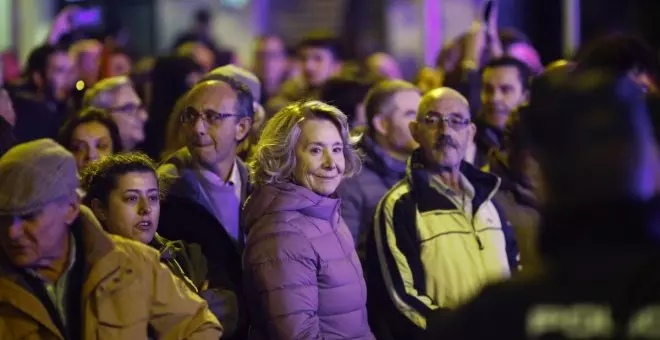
[0,206,222,339]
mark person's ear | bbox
[467,122,477,142]
[372,114,389,137]
[522,89,530,104]
[90,198,108,222]
[332,61,343,75]
[64,193,81,225]
[235,116,253,142]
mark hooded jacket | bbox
[242,182,375,340]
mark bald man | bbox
[365,87,518,340]
[158,78,254,340]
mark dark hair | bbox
[25,44,68,82]
[364,80,420,136]
[58,108,123,153]
[81,152,160,206]
[195,8,211,25]
[143,56,203,159]
[298,32,343,61]
[482,56,532,91]
[319,75,374,127]
[285,45,297,58]
[110,47,132,61]
[499,28,532,50]
[197,74,255,118]
[503,107,532,180]
[575,33,659,84]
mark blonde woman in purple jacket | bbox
[243,101,375,340]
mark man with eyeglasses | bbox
[365,87,518,340]
[158,77,253,340]
[82,76,148,151]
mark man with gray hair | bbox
[158,75,254,340]
[83,76,147,151]
[202,65,264,161]
[0,139,222,339]
[202,64,266,134]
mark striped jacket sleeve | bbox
[373,185,439,330]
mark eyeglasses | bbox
[422,111,471,131]
[109,103,145,116]
[180,107,241,126]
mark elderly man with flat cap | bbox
[0,139,222,339]
[365,88,518,340]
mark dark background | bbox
[58,0,660,64]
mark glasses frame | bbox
[108,103,146,116]
[421,111,471,131]
[180,107,242,126]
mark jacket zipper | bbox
[471,214,484,251]
[471,176,501,252]
[474,232,484,250]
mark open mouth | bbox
[135,221,153,231]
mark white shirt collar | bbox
[430,173,475,205]
[196,160,242,201]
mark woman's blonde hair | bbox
[249,100,361,187]
[82,76,132,109]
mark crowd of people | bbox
[1,4,660,340]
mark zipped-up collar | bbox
[406,149,501,213]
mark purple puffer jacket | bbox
[243,182,375,340]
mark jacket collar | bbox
[0,206,122,338]
[160,147,251,204]
[149,234,184,262]
[360,135,407,178]
[406,149,501,212]
[0,206,115,280]
[243,182,341,234]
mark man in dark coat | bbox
[158,75,254,340]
